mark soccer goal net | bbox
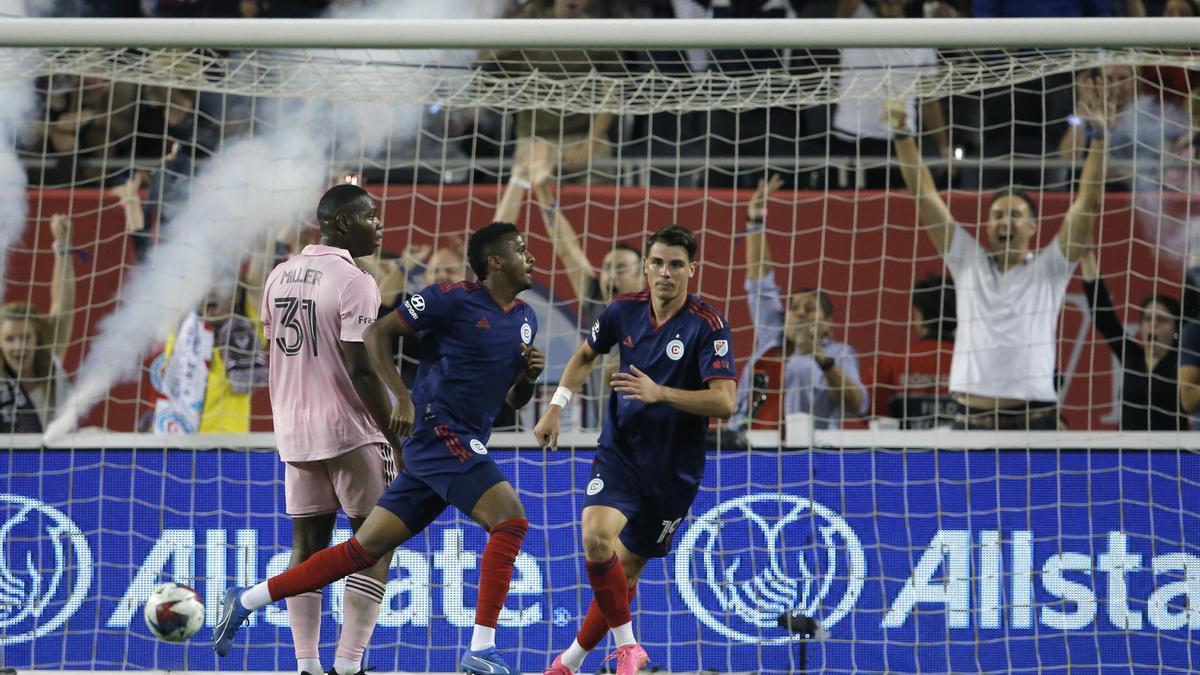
[1,13,1198,674]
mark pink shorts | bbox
[284,443,395,519]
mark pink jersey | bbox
[262,244,387,462]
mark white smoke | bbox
[45,126,325,441]
[45,0,505,440]
[0,0,35,298]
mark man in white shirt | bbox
[889,91,1110,429]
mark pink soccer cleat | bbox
[543,654,574,674]
[602,644,649,675]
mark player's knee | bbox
[355,518,411,561]
[620,556,646,584]
[362,548,394,579]
[290,535,329,564]
[492,497,526,526]
[356,535,392,563]
[582,530,617,561]
[474,499,526,532]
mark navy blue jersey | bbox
[395,281,538,437]
[588,291,737,485]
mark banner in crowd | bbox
[0,447,1196,673]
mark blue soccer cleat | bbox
[460,646,519,674]
[212,587,251,657]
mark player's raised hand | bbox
[521,343,546,381]
[515,136,554,188]
[748,174,782,221]
[390,391,415,439]
[610,364,663,404]
[49,213,71,245]
[111,172,145,233]
[533,410,561,450]
[522,152,555,190]
[1079,81,1119,136]
[883,100,910,136]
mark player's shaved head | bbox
[316,184,371,235]
[468,221,519,280]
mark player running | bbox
[216,221,544,675]
[532,225,737,675]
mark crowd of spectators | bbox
[23,0,1199,192]
[2,0,1197,436]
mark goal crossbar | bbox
[0,17,1198,49]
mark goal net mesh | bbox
[0,36,1197,674]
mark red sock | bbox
[267,538,377,601]
[577,581,637,650]
[474,518,529,628]
[585,553,631,629]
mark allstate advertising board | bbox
[0,447,1196,673]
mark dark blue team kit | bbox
[378,282,735,555]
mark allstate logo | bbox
[0,495,93,645]
[674,494,865,644]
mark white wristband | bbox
[550,386,572,409]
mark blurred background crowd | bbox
[26,0,1200,192]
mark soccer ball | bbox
[144,582,204,642]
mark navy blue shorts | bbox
[583,450,700,559]
[376,425,508,534]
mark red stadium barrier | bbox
[5,186,1194,431]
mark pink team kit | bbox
[261,244,391,518]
